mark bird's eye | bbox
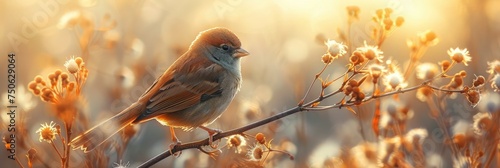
[221,44,230,51]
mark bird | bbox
[70,27,249,153]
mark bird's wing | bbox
[133,62,224,123]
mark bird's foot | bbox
[169,141,182,157]
[199,126,222,149]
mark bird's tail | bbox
[70,103,143,153]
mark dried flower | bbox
[465,89,481,107]
[419,30,438,46]
[451,133,467,149]
[321,54,334,65]
[492,74,500,92]
[29,57,88,104]
[407,40,417,52]
[487,60,500,74]
[228,134,247,153]
[350,142,378,167]
[36,121,58,143]
[472,75,485,88]
[404,128,428,152]
[64,56,80,74]
[368,64,385,82]
[255,133,266,145]
[439,60,451,72]
[383,18,393,30]
[346,6,360,20]
[448,48,471,66]
[447,73,464,89]
[248,144,266,161]
[358,41,384,62]
[472,112,492,136]
[416,86,433,102]
[26,148,37,168]
[386,101,413,121]
[405,128,428,145]
[384,71,407,89]
[349,50,365,66]
[325,40,347,58]
[416,63,439,80]
[395,16,404,27]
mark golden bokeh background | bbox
[1,0,499,167]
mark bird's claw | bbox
[199,126,222,149]
[208,129,222,149]
[169,141,182,157]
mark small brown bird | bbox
[71,27,249,152]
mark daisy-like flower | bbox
[384,71,407,89]
[487,60,500,74]
[448,47,471,66]
[416,86,433,102]
[36,121,58,143]
[325,40,347,59]
[227,134,247,153]
[368,64,386,81]
[415,63,439,80]
[405,128,428,145]
[472,112,492,136]
[247,144,266,161]
[358,41,384,62]
[350,142,378,167]
[64,56,80,74]
[404,128,428,152]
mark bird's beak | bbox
[233,48,249,58]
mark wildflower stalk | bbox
[63,123,73,168]
[50,140,64,159]
[403,45,428,80]
[483,137,498,167]
[15,157,25,168]
[298,64,329,106]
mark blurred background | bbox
[1,0,499,167]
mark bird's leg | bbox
[199,126,222,149]
[169,127,182,157]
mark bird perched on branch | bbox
[71,27,249,152]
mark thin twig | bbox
[298,64,329,106]
[50,140,64,159]
[15,156,25,168]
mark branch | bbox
[139,74,467,167]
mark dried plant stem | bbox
[347,23,353,54]
[15,156,25,168]
[63,123,72,168]
[484,140,499,168]
[403,45,428,80]
[50,140,63,159]
[355,106,367,142]
[298,64,329,106]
